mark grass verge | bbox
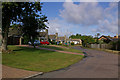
[2,45,84,72]
[82,46,120,54]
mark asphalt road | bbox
[32,46,118,78]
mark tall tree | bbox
[2,2,44,51]
[22,15,48,48]
[96,33,100,44]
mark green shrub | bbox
[71,42,74,45]
[58,43,62,45]
[109,40,120,51]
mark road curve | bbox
[33,46,118,78]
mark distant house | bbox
[38,30,67,44]
[8,26,23,45]
[38,29,48,41]
[48,33,82,45]
[99,35,119,43]
[58,37,66,43]
[48,33,58,42]
[49,35,56,41]
[70,39,82,45]
[7,26,83,45]
[48,33,67,44]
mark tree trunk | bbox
[33,37,36,48]
[1,24,9,51]
[31,36,36,48]
[33,44,36,48]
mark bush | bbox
[58,43,62,45]
[117,39,120,51]
[109,40,120,51]
[51,41,56,44]
[71,42,74,45]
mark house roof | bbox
[39,32,47,37]
[99,36,112,40]
[71,39,82,42]
[58,37,65,41]
[8,27,23,37]
[99,35,119,41]
[49,35,56,40]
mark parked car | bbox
[28,40,40,45]
[40,41,49,45]
[57,42,60,45]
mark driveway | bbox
[32,46,118,78]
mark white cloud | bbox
[47,18,76,37]
[79,0,97,2]
[93,2,118,34]
[59,2,118,34]
[60,2,103,26]
[64,0,119,2]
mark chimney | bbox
[116,34,118,38]
[55,33,58,42]
[64,35,66,42]
[45,29,48,41]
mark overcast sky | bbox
[42,2,118,37]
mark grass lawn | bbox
[2,45,84,72]
[39,45,83,54]
[82,46,120,54]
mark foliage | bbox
[69,34,95,46]
[71,42,74,45]
[23,35,29,44]
[97,33,100,37]
[48,39,56,44]
[109,39,120,51]
[109,41,117,50]
[98,40,106,44]
[2,2,42,34]
[22,16,39,47]
[118,39,120,51]
[2,2,48,50]
[95,33,100,44]
[103,39,111,43]
[58,43,62,45]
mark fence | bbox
[87,44,113,49]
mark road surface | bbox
[32,46,118,78]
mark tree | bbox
[22,16,38,48]
[2,2,44,51]
[69,34,96,47]
[96,33,100,44]
[22,15,48,48]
